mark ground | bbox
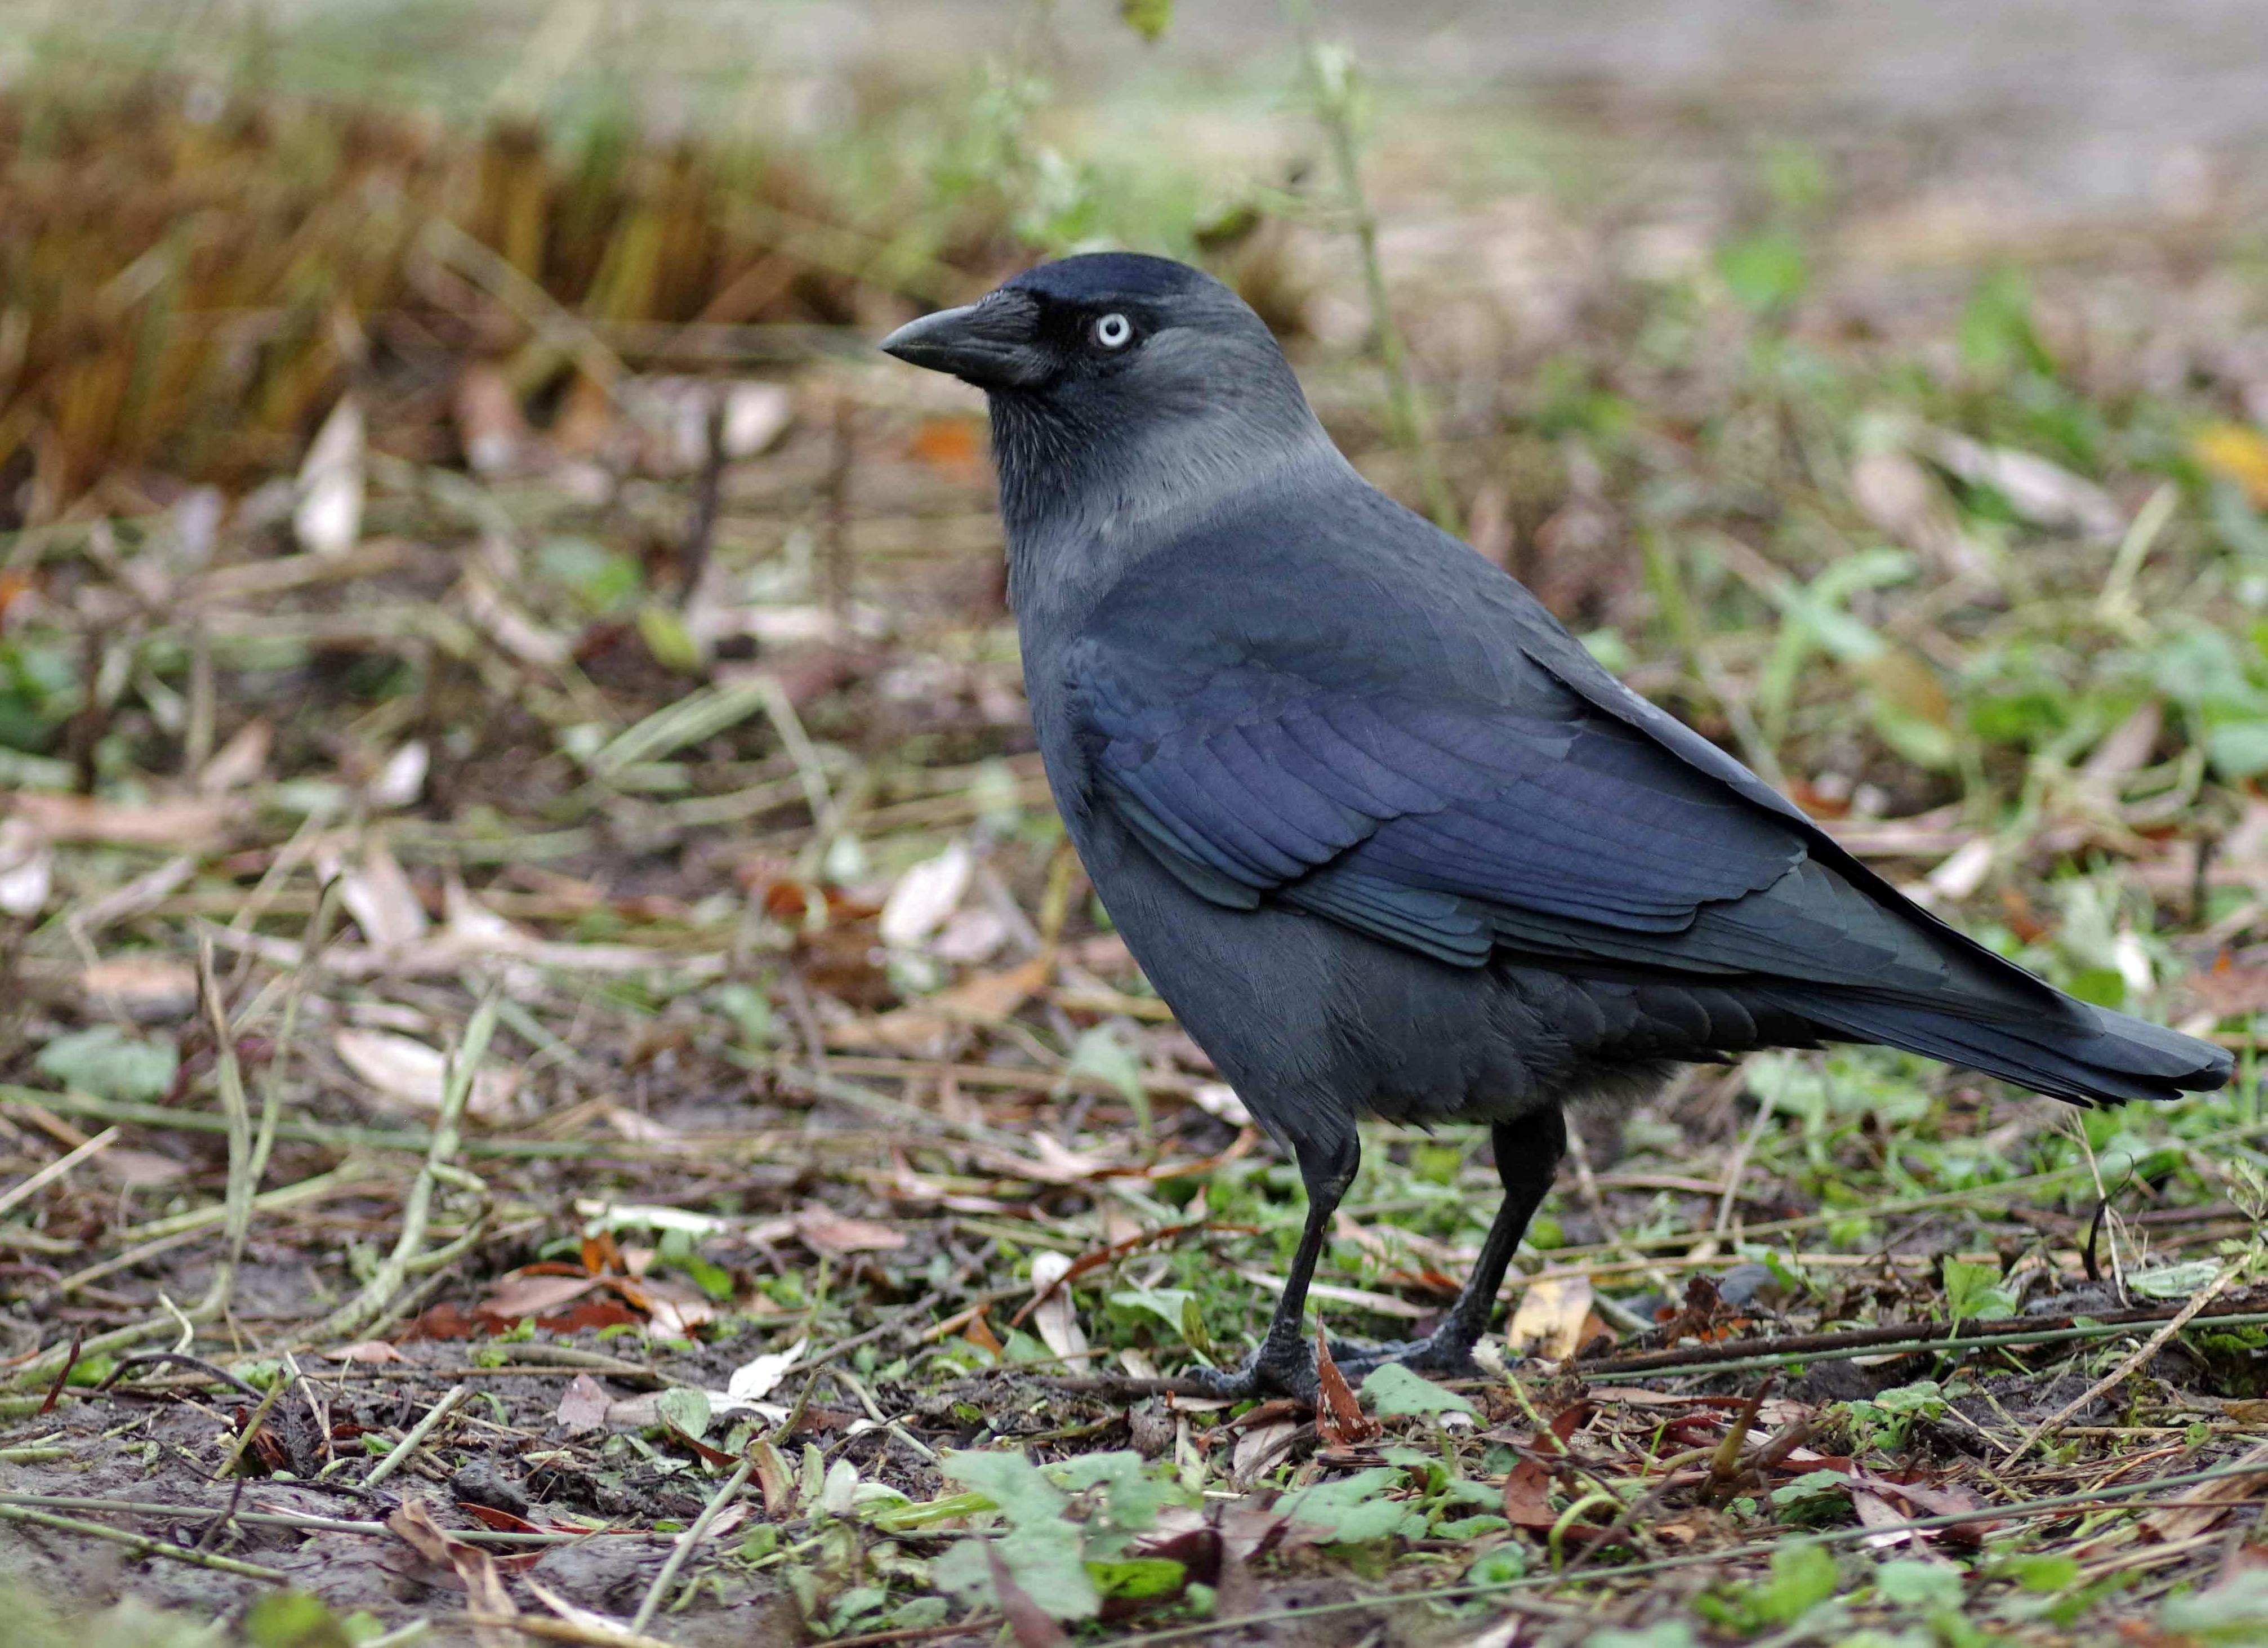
[4,12,2268,1647]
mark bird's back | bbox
[1026,457,2230,1128]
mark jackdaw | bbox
[881,252,2232,1398]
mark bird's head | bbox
[881,253,1332,548]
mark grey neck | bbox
[994,400,1348,633]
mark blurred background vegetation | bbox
[6,2,2268,1643]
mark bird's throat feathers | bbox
[991,382,1343,624]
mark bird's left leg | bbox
[1333,1104,1567,1379]
[1181,1126,1358,1401]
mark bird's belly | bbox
[1067,813,1563,1135]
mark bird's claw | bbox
[1184,1330,1486,1403]
[1178,1339,1319,1402]
[1325,1334,1485,1382]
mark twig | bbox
[0,1500,288,1580]
[311,990,498,1342]
[458,1616,678,1648]
[0,1125,118,1219]
[629,1455,753,1634]
[365,1382,472,1490]
[2000,1263,2242,1465]
[215,1373,292,1480]
[1281,0,1455,531]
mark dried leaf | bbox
[8,792,237,849]
[323,1340,407,1365]
[0,816,54,917]
[336,844,430,949]
[455,363,531,476]
[295,395,366,556]
[551,1369,608,1441]
[2195,422,2268,506]
[479,1273,601,1321]
[1313,1328,1380,1447]
[332,1027,519,1117]
[1230,1417,1301,1487]
[195,719,274,793]
[723,1337,807,1405]
[1506,1275,1595,1361]
[879,840,975,949]
[1027,1251,1091,1373]
[794,1202,906,1254]
[2141,1440,2268,1543]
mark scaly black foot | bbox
[1326,1331,1487,1382]
[1178,1335,1319,1401]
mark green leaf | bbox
[1043,1450,1184,1534]
[1875,1558,1965,1611]
[2162,1571,2268,1642]
[655,1386,711,1442]
[1589,1625,1699,1648]
[1941,1258,2016,1323]
[637,603,703,673]
[939,1449,1070,1526]
[1771,1470,1853,1511]
[932,1524,1099,1622]
[1088,1557,1187,1600]
[1118,0,1172,40]
[538,535,643,612]
[1066,1025,1149,1137]
[243,1591,354,1648]
[35,1026,178,1103]
[1717,231,1808,314]
[1959,268,2056,378]
[2205,720,2268,780]
[2128,1259,2224,1300]
[1360,1363,1475,1418]
[1993,1552,2080,1593]
[1274,1467,1418,1545]
[1755,1540,1840,1624]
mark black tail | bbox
[1766,991,2233,1108]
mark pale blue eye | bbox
[1092,313,1133,349]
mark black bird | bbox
[881,252,2233,1398]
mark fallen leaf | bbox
[478,1273,601,1322]
[323,1340,407,1365]
[0,816,52,917]
[911,417,983,472]
[1027,1252,1091,1374]
[77,956,198,1024]
[2195,422,2268,506]
[879,840,975,949]
[332,1027,519,1117]
[723,1338,807,1406]
[1921,427,2122,538]
[1506,1275,1595,1361]
[794,1202,906,1254]
[8,792,237,849]
[295,395,366,556]
[387,1497,536,1637]
[195,720,273,793]
[2141,1440,2268,1543]
[986,1539,1071,1648]
[334,844,430,949]
[1231,1418,1302,1488]
[1313,1328,1380,1448]
[833,954,1055,1056]
[455,363,531,476]
[1853,1487,1918,1549]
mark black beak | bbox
[879,292,1049,390]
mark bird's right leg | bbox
[1182,1128,1357,1401]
